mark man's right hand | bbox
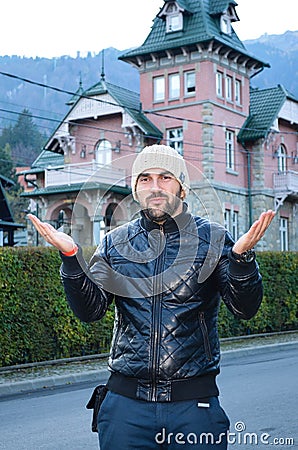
[27,214,77,255]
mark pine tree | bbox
[0,144,17,181]
[0,109,46,166]
[0,144,28,223]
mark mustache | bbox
[147,193,168,200]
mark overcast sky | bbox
[0,0,297,58]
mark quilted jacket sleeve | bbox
[60,243,114,323]
[214,232,263,320]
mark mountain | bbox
[244,30,298,97]
[0,48,139,138]
[0,31,297,141]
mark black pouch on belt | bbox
[86,384,109,432]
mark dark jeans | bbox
[98,391,230,449]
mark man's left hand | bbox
[232,210,275,254]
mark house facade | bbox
[21,0,298,251]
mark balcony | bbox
[45,162,127,188]
[273,170,298,208]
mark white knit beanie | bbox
[131,144,190,200]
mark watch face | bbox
[241,250,255,263]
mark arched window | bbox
[95,139,112,166]
[277,144,287,173]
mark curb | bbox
[1,341,297,398]
[0,368,109,398]
[221,340,298,362]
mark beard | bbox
[143,191,182,223]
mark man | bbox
[28,145,275,449]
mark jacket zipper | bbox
[111,313,122,359]
[199,312,212,361]
[150,225,164,401]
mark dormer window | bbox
[168,13,183,32]
[158,1,184,33]
[220,5,239,35]
[220,14,231,34]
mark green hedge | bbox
[218,251,298,337]
[0,248,297,366]
[0,247,113,366]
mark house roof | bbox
[159,0,195,14]
[44,79,162,156]
[32,149,64,169]
[0,220,25,230]
[0,174,15,188]
[21,182,131,198]
[237,85,295,142]
[209,0,238,15]
[120,0,267,69]
[19,150,64,175]
[83,80,163,139]
[66,79,84,106]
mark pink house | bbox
[22,0,298,250]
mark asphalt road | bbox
[0,345,297,450]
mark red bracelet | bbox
[62,245,78,257]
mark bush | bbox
[0,248,297,366]
[0,247,113,366]
[218,252,298,337]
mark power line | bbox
[0,123,294,172]
[0,70,297,136]
[0,72,297,172]
[0,105,296,161]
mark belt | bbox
[107,372,219,402]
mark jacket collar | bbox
[140,203,191,233]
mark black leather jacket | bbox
[60,207,263,402]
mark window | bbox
[225,130,235,171]
[184,71,196,96]
[280,217,289,251]
[169,73,180,99]
[216,72,223,97]
[224,209,239,240]
[80,145,86,158]
[153,76,165,102]
[220,6,237,35]
[95,139,112,165]
[165,3,183,32]
[235,80,241,104]
[277,144,287,173]
[167,128,183,155]
[220,15,231,34]
[231,211,239,240]
[225,76,232,101]
[167,13,183,32]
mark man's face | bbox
[135,168,184,222]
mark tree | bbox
[0,144,17,182]
[0,109,47,166]
[0,144,28,223]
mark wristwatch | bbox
[231,248,256,263]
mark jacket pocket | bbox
[199,312,212,361]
